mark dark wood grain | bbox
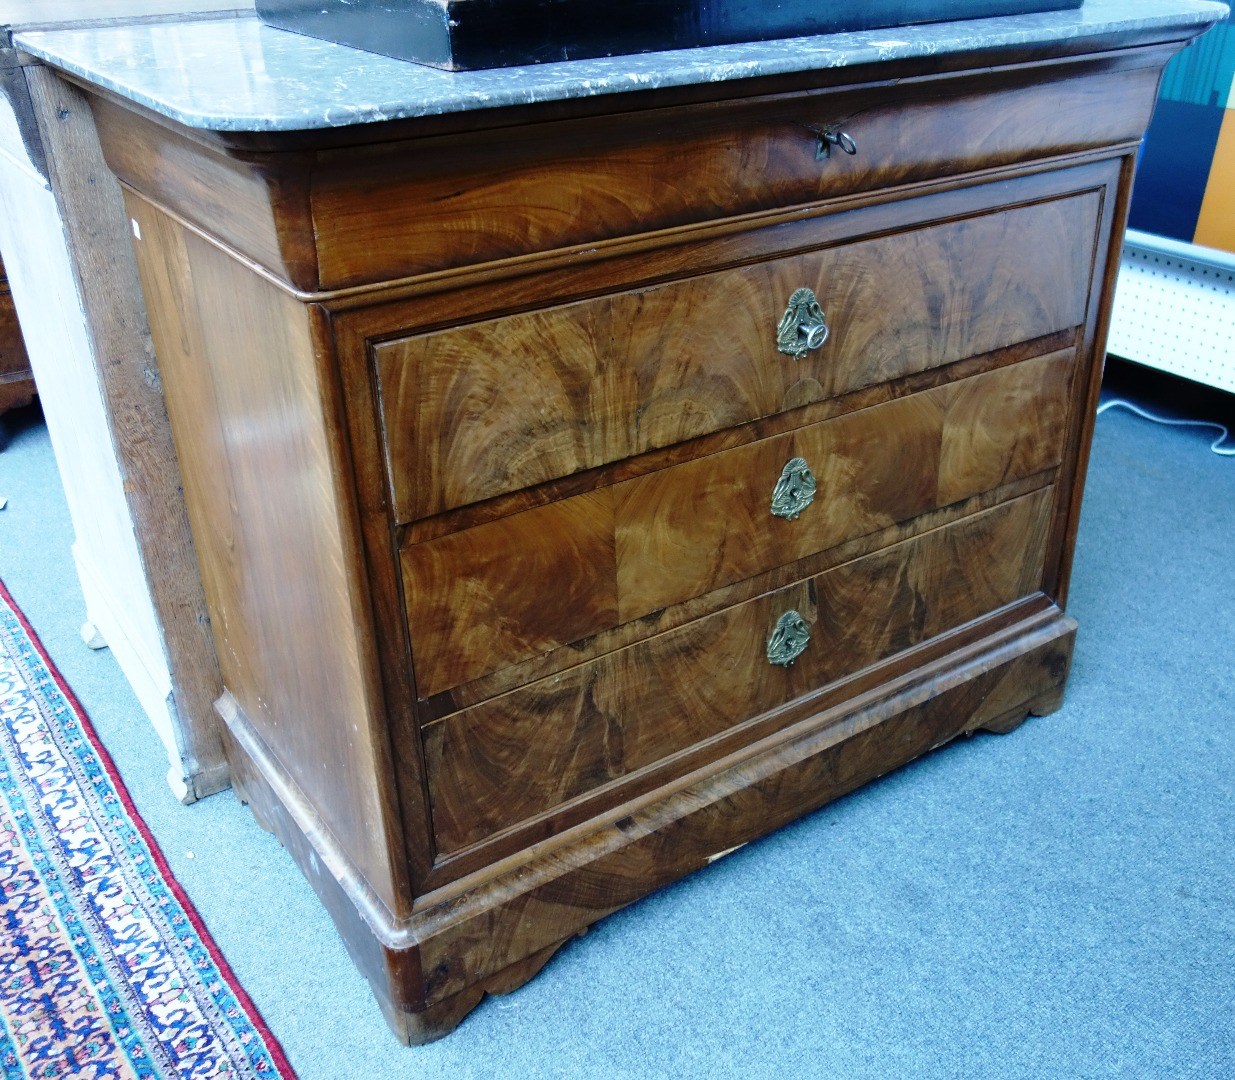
[390,330,1077,549]
[421,593,1059,886]
[402,492,619,696]
[376,193,1096,521]
[91,95,320,290]
[420,473,1056,722]
[402,350,1071,697]
[1043,153,1134,609]
[424,487,1053,853]
[410,607,1076,1014]
[616,349,1073,622]
[332,164,1113,567]
[81,46,1163,295]
[312,53,1155,288]
[218,599,1075,1040]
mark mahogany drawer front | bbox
[422,486,1054,854]
[402,349,1074,699]
[376,192,1097,523]
[314,55,1154,288]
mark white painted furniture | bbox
[0,3,254,800]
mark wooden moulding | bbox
[342,156,1120,555]
[308,53,1149,288]
[375,193,1098,521]
[221,601,1075,1043]
[422,488,1059,855]
[81,44,1168,294]
[401,352,1076,700]
[82,12,1220,1043]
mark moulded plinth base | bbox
[222,604,1075,1044]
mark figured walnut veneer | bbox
[402,350,1075,697]
[87,19,1219,1044]
[376,193,1096,520]
[425,487,1055,853]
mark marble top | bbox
[13,0,1229,133]
[0,1,252,33]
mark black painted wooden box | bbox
[256,0,1085,71]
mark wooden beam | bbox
[23,63,228,798]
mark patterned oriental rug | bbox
[0,580,295,1079]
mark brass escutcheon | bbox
[770,457,817,521]
[767,610,811,667]
[776,287,830,360]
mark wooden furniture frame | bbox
[36,6,1222,1042]
[0,2,254,800]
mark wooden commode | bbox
[19,0,1224,1043]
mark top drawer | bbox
[314,54,1155,287]
[375,191,1099,522]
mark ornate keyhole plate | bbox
[776,287,830,360]
[771,456,817,521]
[767,609,811,667]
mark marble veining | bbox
[13,0,1230,132]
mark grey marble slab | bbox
[0,6,254,74]
[13,0,1229,133]
[0,2,253,38]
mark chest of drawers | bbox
[41,5,1219,1043]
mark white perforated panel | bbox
[1107,230,1235,394]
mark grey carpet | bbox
[0,381,1231,1080]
